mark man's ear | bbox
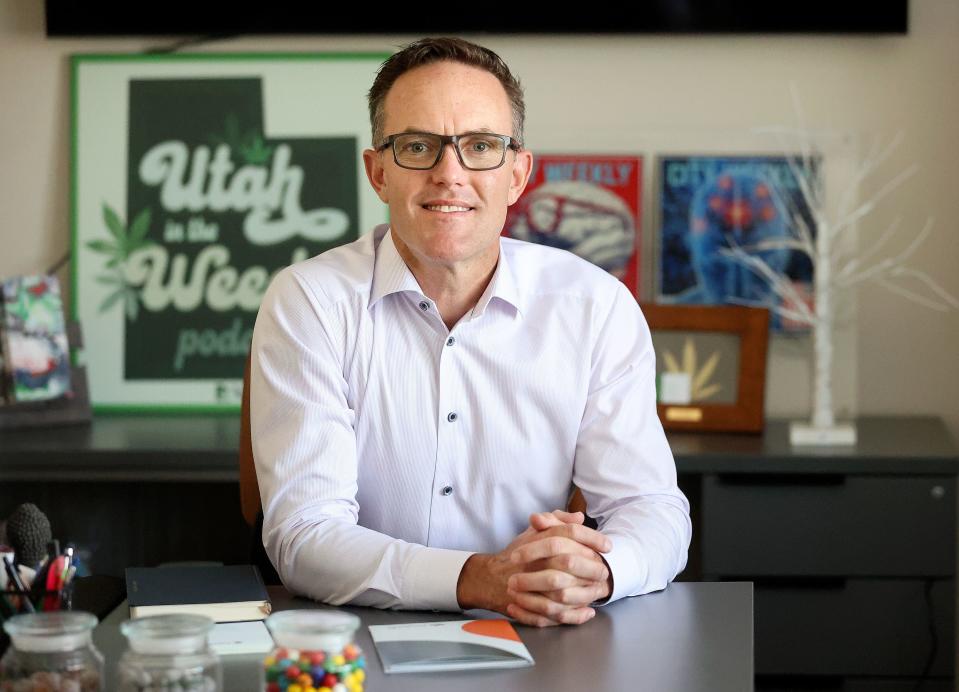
[507,149,534,206]
[362,148,389,203]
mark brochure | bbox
[369,619,534,674]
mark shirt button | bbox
[447,412,458,422]
[441,485,454,496]
[418,300,430,311]
[446,336,455,347]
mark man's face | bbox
[363,61,533,271]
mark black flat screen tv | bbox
[45,2,908,37]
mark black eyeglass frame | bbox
[375,131,523,171]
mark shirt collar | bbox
[368,227,525,318]
[471,240,524,319]
[369,227,424,308]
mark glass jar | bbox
[0,611,103,691]
[117,614,221,692]
[263,610,366,692]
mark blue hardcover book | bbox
[126,565,271,622]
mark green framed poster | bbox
[71,52,389,412]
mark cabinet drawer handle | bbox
[751,577,848,590]
[715,473,846,487]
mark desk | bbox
[3,415,956,688]
[93,582,754,692]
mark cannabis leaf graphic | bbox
[239,134,274,165]
[85,204,155,321]
[209,113,274,166]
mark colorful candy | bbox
[262,646,365,692]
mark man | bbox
[251,37,690,627]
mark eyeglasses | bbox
[376,132,522,171]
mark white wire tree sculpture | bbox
[721,92,958,444]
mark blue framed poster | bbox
[657,155,818,333]
[71,53,388,411]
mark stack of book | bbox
[125,565,274,655]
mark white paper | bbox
[660,372,692,405]
[209,621,274,656]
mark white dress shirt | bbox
[251,224,691,611]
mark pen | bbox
[3,555,35,614]
[60,547,73,582]
[1,556,16,616]
[43,556,65,612]
[29,556,50,605]
[52,547,75,611]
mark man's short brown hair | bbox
[367,37,525,148]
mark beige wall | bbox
[2,1,957,440]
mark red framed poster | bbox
[503,155,642,294]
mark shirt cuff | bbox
[594,534,646,606]
[404,547,475,611]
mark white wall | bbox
[1,1,957,440]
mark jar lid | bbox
[121,614,214,655]
[3,612,98,653]
[266,610,360,652]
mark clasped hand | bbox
[456,510,612,627]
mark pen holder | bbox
[1,581,75,622]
